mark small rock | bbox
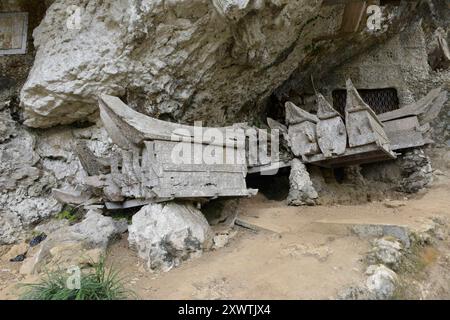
[365,265,398,300]
[213,234,229,249]
[368,237,403,270]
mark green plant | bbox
[20,257,134,300]
[56,208,79,223]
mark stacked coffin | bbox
[285,79,397,168]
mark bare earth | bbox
[1,174,449,300]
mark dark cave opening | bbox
[246,166,291,201]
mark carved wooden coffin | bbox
[285,101,320,160]
[345,79,390,149]
[92,94,257,202]
[316,94,347,158]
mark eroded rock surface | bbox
[399,148,433,193]
[20,0,418,128]
[21,210,127,274]
[287,159,318,206]
[0,109,61,244]
[128,202,212,272]
[367,237,403,270]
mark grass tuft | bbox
[20,257,134,300]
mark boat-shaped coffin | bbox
[97,94,257,201]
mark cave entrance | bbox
[246,166,291,201]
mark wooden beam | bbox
[339,1,367,33]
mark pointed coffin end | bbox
[345,78,373,113]
[267,117,287,133]
[316,93,340,119]
[285,101,319,124]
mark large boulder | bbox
[20,0,418,128]
[128,202,212,272]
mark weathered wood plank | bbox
[304,143,396,168]
[378,87,448,123]
[339,1,367,33]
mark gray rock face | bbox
[399,148,433,193]
[19,0,325,127]
[22,210,127,274]
[0,104,114,244]
[20,0,417,128]
[287,159,318,206]
[128,202,212,272]
[0,109,62,244]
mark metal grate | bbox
[332,88,400,116]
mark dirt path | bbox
[107,173,450,300]
[1,174,449,300]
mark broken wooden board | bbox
[339,1,367,33]
[383,116,426,150]
[247,160,292,175]
[316,94,347,158]
[378,87,448,124]
[429,33,450,70]
[345,79,391,149]
[0,12,28,55]
[303,142,396,168]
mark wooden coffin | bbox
[345,79,391,149]
[94,94,257,202]
[316,94,347,158]
[285,101,320,160]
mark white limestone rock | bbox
[19,0,345,128]
[365,264,398,300]
[128,202,212,272]
[287,158,318,206]
[0,121,62,244]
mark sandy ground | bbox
[1,173,449,300]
